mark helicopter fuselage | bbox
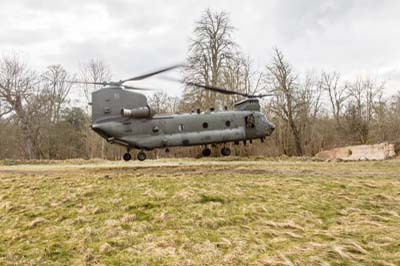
[90,85,275,160]
[92,110,275,151]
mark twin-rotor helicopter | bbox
[73,65,275,161]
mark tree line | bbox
[1,9,399,160]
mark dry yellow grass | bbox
[1,158,400,265]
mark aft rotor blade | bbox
[120,64,183,83]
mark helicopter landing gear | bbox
[137,151,147,161]
[202,147,211,157]
[221,147,231,156]
[123,152,132,161]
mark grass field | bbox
[1,158,400,265]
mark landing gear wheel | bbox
[202,148,211,157]
[123,152,132,161]
[137,151,147,161]
[221,147,231,156]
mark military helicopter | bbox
[73,65,275,161]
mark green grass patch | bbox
[198,194,226,204]
[1,159,400,265]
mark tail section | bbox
[91,87,148,123]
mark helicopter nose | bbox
[268,122,275,135]
[270,123,275,132]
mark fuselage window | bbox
[225,120,231,127]
[178,124,184,131]
[202,122,208,129]
[104,107,111,114]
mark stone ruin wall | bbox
[315,142,397,161]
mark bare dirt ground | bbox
[1,158,400,265]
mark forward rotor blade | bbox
[68,81,108,86]
[187,81,247,96]
[122,85,156,91]
[120,64,183,83]
[163,77,273,98]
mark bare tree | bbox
[321,72,348,128]
[37,65,74,158]
[0,54,39,158]
[297,72,323,154]
[221,54,264,108]
[79,59,112,158]
[345,77,384,143]
[0,95,12,118]
[386,92,400,141]
[80,59,112,106]
[148,91,180,114]
[41,65,73,124]
[266,48,303,156]
[183,9,236,110]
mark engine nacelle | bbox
[234,99,260,111]
[121,106,155,118]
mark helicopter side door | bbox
[244,113,257,139]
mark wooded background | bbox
[1,9,399,160]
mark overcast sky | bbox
[1,0,399,96]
